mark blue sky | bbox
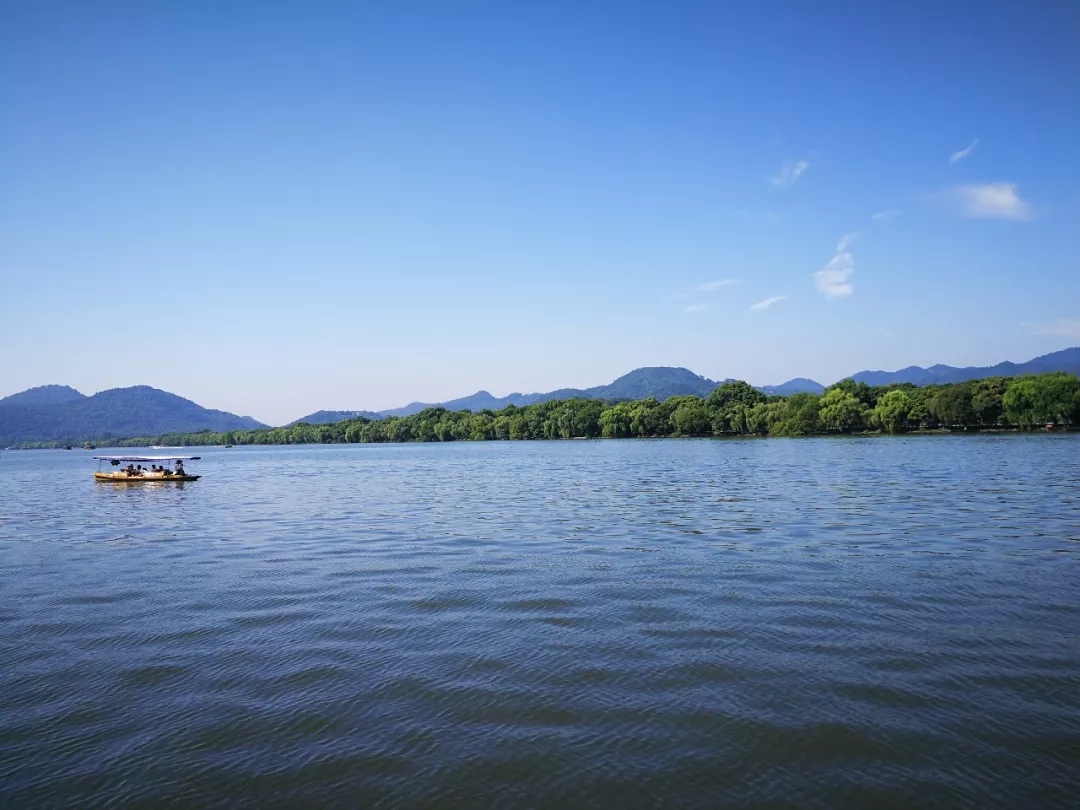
[2,1,1078,424]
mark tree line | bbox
[70,371,1079,448]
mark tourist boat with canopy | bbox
[93,455,202,482]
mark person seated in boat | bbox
[161,466,172,477]
[126,464,136,476]
[175,461,185,476]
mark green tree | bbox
[599,403,633,438]
[706,380,767,411]
[669,398,711,436]
[627,398,666,437]
[818,388,867,433]
[706,381,766,433]
[770,393,822,436]
[1004,373,1080,427]
[872,390,913,433]
[928,382,974,427]
[970,378,1007,427]
[828,378,875,408]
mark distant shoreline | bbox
[9,426,1079,451]
[6,372,1077,449]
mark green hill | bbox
[0,385,266,445]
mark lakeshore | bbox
[8,372,1079,449]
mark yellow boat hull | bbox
[94,473,201,483]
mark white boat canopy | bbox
[93,455,202,462]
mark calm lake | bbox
[2,438,1079,808]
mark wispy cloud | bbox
[750,296,785,311]
[946,182,1032,220]
[949,139,979,164]
[814,249,855,299]
[1024,318,1080,339]
[871,209,902,221]
[696,279,739,292]
[836,233,857,252]
[669,278,738,311]
[769,158,810,188]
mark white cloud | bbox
[948,182,1032,220]
[871,209,903,221]
[683,304,707,313]
[750,296,785,311]
[836,232,857,252]
[769,158,810,188]
[1025,318,1080,339]
[696,279,739,292]
[949,139,979,164]
[814,251,855,299]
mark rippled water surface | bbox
[2,438,1080,808]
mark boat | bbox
[150,445,183,449]
[93,455,202,483]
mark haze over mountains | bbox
[3,348,1078,443]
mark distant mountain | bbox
[12,347,1075,443]
[379,367,726,417]
[372,349,1080,419]
[0,385,86,407]
[380,391,540,417]
[291,409,383,425]
[0,385,266,444]
[758,378,826,396]
[590,367,724,401]
[849,347,1080,387]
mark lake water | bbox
[2,438,1079,808]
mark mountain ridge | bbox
[0,384,86,407]
[289,409,383,425]
[758,378,826,397]
[336,347,1080,420]
[0,385,266,444]
[374,367,735,419]
[850,347,1080,387]
[7,347,1078,436]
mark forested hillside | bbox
[82,372,1080,449]
[0,385,85,407]
[378,367,726,417]
[0,386,265,444]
